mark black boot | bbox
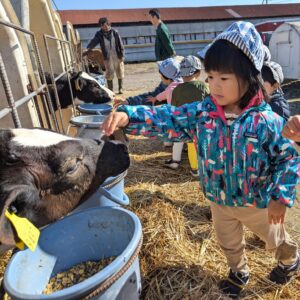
[118,78,123,94]
[107,80,113,92]
[219,269,249,299]
[269,252,300,284]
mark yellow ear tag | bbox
[5,210,40,251]
[75,79,82,91]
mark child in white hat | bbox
[165,55,209,176]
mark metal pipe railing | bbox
[0,18,59,131]
[43,34,78,133]
[0,84,46,119]
[0,52,21,127]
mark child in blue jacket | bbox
[103,21,300,299]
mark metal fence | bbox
[0,18,82,133]
[43,34,79,133]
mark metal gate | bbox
[0,18,83,133]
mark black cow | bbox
[0,128,129,248]
[45,71,115,111]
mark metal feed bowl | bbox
[69,115,106,129]
[77,103,112,115]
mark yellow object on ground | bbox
[187,142,198,171]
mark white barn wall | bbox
[270,22,300,79]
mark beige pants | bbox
[210,202,298,273]
[104,58,124,80]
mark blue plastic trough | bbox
[77,104,112,116]
[74,171,129,213]
[4,207,142,300]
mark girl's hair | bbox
[159,70,172,81]
[204,40,269,108]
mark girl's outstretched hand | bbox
[282,115,300,142]
[101,112,129,136]
[268,199,286,224]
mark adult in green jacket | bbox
[149,9,176,61]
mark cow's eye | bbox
[66,158,81,175]
[6,154,19,165]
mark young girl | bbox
[114,57,182,108]
[102,21,300,299]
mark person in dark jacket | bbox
[262,61,290,121]
[85,17,125,94]
[149,9,176,61]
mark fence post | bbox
[0,52,22,128]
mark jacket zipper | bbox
[225,125,233,204]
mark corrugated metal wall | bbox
[74,16,300,62]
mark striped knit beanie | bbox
[199,21,264,72]
[263,45,271,62]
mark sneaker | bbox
[190,169,199,177]
[269,252,300,284]
[164,159,180,170]
[219,269,249,299]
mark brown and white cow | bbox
[84,48,106,72]
[0,128,129,248]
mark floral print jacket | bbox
[117,95,300,208]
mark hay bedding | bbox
[126,135,300,300]
[0,138,299,299]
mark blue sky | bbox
[52,0,299,10]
